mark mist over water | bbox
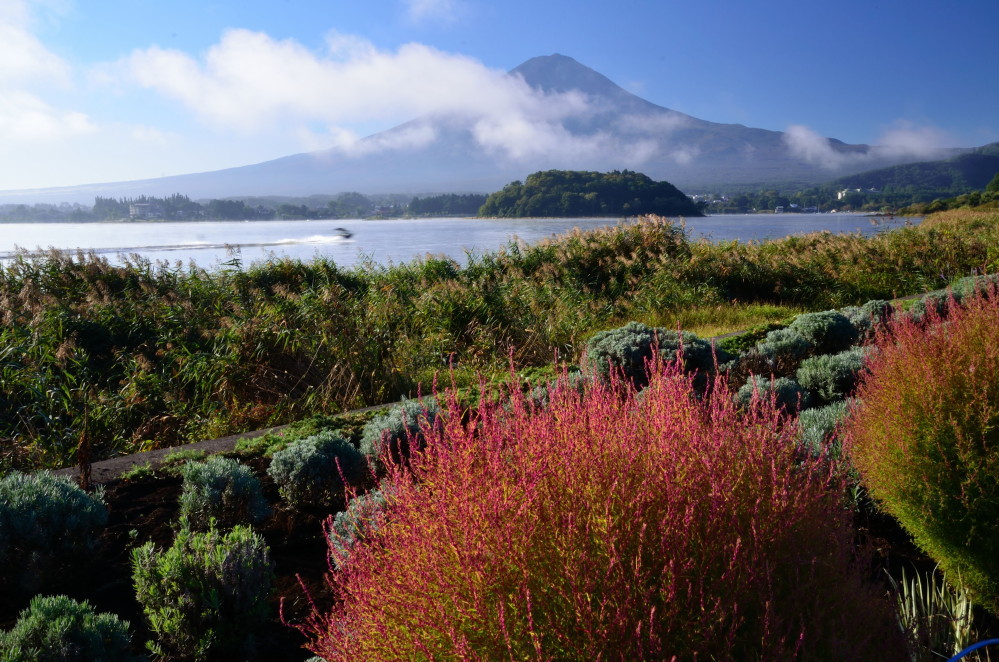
[0,214,916,269]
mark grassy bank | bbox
[2,210,997,471]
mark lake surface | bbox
[0,213,917,270]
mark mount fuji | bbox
[0,54,962,203]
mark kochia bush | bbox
[300,359,904,660]
[847,284,999,613]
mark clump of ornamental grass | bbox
[846,283,999,613]
[887,566,978,661]
[298,358,905,661]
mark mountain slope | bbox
[0,54,966,204]
[833,143,999,192]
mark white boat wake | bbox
[0,234,353,260]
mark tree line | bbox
[699,166,999,215]
[0,191,486,222]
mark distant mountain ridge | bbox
[832,142,999,193]
[0,54,971,204]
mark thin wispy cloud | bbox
[0,11,67,83]
[0,0,94,143]
[402,0,461,24]
[874,121,952,158]
[117,29,622,163]
[0,89,93,141]
[783,122,952,170]
[783,124,853,169]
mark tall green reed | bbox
[2,210,996,470]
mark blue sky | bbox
[2,0,997,191]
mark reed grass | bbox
[2,210,996,471]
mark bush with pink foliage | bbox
[847,283,999,613]
[299,358,904,660]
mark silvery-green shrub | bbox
[359,397,441,472]
[0,594,140,662]
[735,375,809,411]
[731,328,815,380]
[842,299,893,337]
[908,290,956,323]
[0,471,107,592]
[327,488,391,570]
[584,321,727,389]
[798,399,855,459]
[132,524,273,660]
[269,430,365,507]
[796,346,870,405]
[178,456,270,530]
[785,310,858,355]
[952,274,999,299]
[754,327,813,363]
[528,370,593,410]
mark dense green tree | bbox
[409,193,487,216]
[987,172,999,194]
[277,204,312,220]
[327,192,373,218]
[479,170,700,218]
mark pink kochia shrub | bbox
[301,358,904,660]
[847,284,999,613]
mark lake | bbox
[0,213,917,270]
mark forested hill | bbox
[478,170,702,218]
[833,143,999,195]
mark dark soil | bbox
[1,456,337,661]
